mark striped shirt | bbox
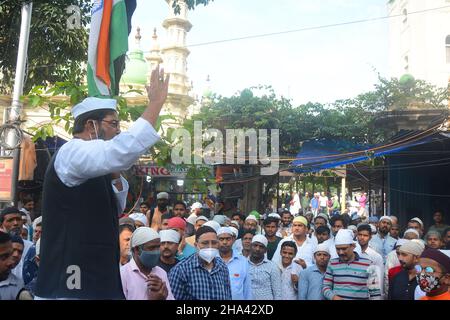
[248,258,282,300]
[322,253,381,300]
[168,254,232,300]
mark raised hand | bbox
[143,65,170,127]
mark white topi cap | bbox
[71,97,117,119]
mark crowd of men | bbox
[1,193,449,300]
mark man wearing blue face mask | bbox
[168,226,232,300]
[120,227,174,300]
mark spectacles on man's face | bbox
[415,265,444,274]
[102,119,120,129]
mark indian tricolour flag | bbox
[87,0,136,97]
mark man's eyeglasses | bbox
[415,265,443,274]
[102,119,120,129]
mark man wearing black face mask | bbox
[148,192,170,231]
[120,227,174,300]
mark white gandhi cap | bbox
[71,97,117,119]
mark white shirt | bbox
[54,118,160,213]
[271,235,315,269]
[319,196,328,207]
[281,262,302,300]
[414,285,426,300]
[361,246,385,299]
[11,239,33,281]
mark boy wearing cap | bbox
[185,216,208,247]
[298,243,331,300]
[36,68,169,299]
[120,227,173,300]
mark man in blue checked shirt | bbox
[217,227,252,300]
[168,226,232,300]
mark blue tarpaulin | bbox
[290,134,440,173]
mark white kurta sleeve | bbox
[55,118,160,187]
[112,175,129,214]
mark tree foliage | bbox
[172,0,214,13]
[0,0,92,94]
[183,77,449,159]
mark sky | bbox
[128,0,391,106]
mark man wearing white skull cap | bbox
[36,68,169,299]
[157,230,180,274]
[217,227,252,300]
[298,243,330,300]
[121,227,174,300]
[248,234,282,300]
[369,216,397,262]
[323,229,381,300]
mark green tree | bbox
[0,0,92,94]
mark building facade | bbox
[388,0,450,87]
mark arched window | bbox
[446,35,450,64]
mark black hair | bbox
[0,207,21,224]
[119,223,135,234]
[0,231,11,245]
[444,227,450,236]
[281,211,292,216]
[316,225,330,235]
[281,241,298,255]
[231,213,246,221]
[140,202,150,208]
[357,224,372,234]
[23,199,34,205]
[173,201,187,210]
[10,235,24,246]
[195,226,217,242]
[263,217,279,226]
[241,229,256,237]
[72,109,117,135]
[331,215,348,228]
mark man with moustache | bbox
[388,240,424,300]
[323,229,381,300]
[35,67,169,300]
[369,216,397,262]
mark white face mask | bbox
[198,248,219,264]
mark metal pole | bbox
[2,2,33,151]
[1,2,33,205]
[7,2,33,124]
